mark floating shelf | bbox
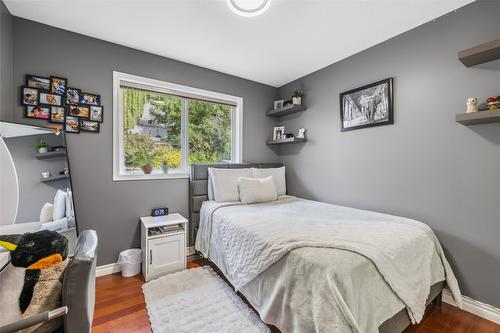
[35,150,66,159]
[266,137,306,145]
[40,174,69,183]
[458,38,500,67]
[456,110,500,125]
[266,104,306,118]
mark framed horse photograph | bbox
[340,77,393,132]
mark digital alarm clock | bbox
[151,207,169,217]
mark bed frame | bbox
[189,162,443,333]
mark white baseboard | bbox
[96,246,196,277]
[96,262,122,277]
[443,289,500,324]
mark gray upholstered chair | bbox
[0,230,98,333]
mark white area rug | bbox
[142,266,270,333]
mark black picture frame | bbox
[67,104,90,118]
[26,74,51,91]
[79,119,100,133]
[65,116,80,133]
[79,92,101,106]
[339,77,393,132]
[89,105,103,122]
[50,76,67,95]
[49,106,66,124]
[21,86,39,106]
[25,105,50,120]
[39,91,63,106]
[65,87,81,106]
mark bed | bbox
[190,163,461,333]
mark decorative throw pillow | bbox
[39,203,54,223]
[53,190,67,221]
[238,176,278,204]
[251,167,286,196]
[210,168,252,202]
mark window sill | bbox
[113,173,189,182]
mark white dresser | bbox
[140,213,188,281]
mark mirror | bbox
[0,121,77,261]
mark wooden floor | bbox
[93,260,500,333]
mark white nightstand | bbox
[140,213,188,281]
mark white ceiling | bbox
[5,0,474,87]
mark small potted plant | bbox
[161,160,169,174]
[292,90,303,105]
[35,138,49,154]
[136,151,154,174]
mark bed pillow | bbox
[207,168,215,201]
[251,167,286,196]
[210,168,252,202]
[238,176,278,204]
[65,188,74,218]
[53,190,67,221]
[40,203,54,223]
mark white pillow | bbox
[210,168,252,202]
[53,190,67,221]
[251,167,286,196]
[65,188,74,218]
[238,176,278,204]
[40,203,54,223]
[207,168,215,201]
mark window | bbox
[113,72,242,180]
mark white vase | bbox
[38,147,48,154]
[292,97,302,105]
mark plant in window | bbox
[124,133,155,174]
[152,145,181,173]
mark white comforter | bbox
[196,196,462,329]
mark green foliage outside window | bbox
[124,133,155,167]
[188,100,231,163]
[121,87,232,170]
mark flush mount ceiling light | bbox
[227,0,271,17]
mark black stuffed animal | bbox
[0,230,68,312]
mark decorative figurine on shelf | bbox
[486,96,500,110]
[41,171,51,179]
[292,90,303,105]
[478,102,489,111]
[466,97,478,113]
[297,128,306,139]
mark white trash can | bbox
[118,248,142,277]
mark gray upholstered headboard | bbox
[189,162,283,244]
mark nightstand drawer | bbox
[147,233,185,277]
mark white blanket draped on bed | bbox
[196,196,461,325]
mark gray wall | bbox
[5,133,69,223]
[278,0,500,307]
[0,0,13,121]
[11,18,278,265]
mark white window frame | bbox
[113,71,243,181]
